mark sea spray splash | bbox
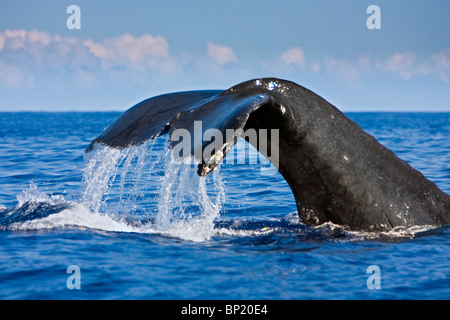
[80,139,163,216]
[81,143,123,213]
[153,150,225,240]
[79,138,225,240]
[16,183,66,207]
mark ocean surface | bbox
[0,111,449,300]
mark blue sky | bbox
[0,0,449,111]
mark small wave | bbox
[3,201,210,241]
[345,224,439,240]
[211,213,357,242]
[213,212,301,237]
[213,216,443,242]
[7,204,142,233]
[1,197,216,241]
[0,183,73,228]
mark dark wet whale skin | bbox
[89,78,450,232]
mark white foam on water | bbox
[8,203,144,233]
[9,138,226,241]
[346,224,437,240]
[309,220,437,240]
[7,202,220,242]
[214,226,276,237]
[148,148,225,241]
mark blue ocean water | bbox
[0,111,449,300]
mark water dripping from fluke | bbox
[78,137,227,241]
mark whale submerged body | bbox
[88,78,450,232]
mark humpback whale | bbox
[87,78,450,232]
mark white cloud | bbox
[84,33,170,71]
[432,49,450,81]
[310,62,321,73]
[324,56,359,83]
[207,42,237,65]
[26,30,52,46]
[1,28,450,98]
[281,47,305,68]
[0,29,176,90]
[0,29,172,72]
[323,54,371,84]
[374,50,450,81]
[0,34,5,51]
[0,59,33,89]
[2,29,27,50]
[264,46,307,75]
[376,52,415,79]
[432,49,450,69]
[1,29,53,53]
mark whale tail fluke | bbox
[87,78,450,232]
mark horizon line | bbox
[0,109,449,113]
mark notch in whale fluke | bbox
[87,78,450,233]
